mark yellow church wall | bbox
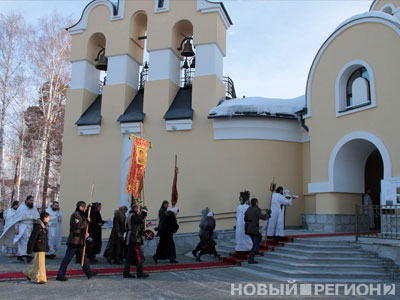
[315,193,362,215]
[308,22,400,185]
[60,94,125,236]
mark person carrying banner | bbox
[124,204,149,278]
[56,201,98,281]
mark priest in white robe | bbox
[46,201,63,258]
[1,201,19,257]
[0,195,39,262]
[267,187,295,240]
[235,191,252,252]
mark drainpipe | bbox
[295,107,309,132]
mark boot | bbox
[136,264,149,278]
[248,252,258,264]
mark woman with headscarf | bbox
[153,210,179,264]
[24,212,50,284]
[195,211,220,262]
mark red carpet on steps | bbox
[0,232,371,281]
[0,261,236,282]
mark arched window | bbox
[346,67,370,107]
[335,60,376,117]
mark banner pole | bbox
[140,122,147,230]
[263,177,275,247]
[81,183,94,267]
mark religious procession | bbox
[0,132,298,284]
[2,0,400,298]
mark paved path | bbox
[0,230,399,299]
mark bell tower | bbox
[60,0,233,234]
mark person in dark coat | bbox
[104,205,127,264]
[123,204,149,278]
[56,201,98,281]
[86,202,105,263]
[23,212,50,284]
[194,211,220,262]
[244,198,270,264]
[155,200,169,236]
[153,210,179,264]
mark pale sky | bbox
[0,0,373,99]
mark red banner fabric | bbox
[171,162,178,207]
[126,136,149,198]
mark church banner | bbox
[126,136,149,199]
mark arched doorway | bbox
[328,132,391,194]
[364,149,383,206]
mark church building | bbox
[59,0,400,235]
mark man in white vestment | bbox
[0,195,39,262]
[46,201,63,258]
[267,186,295,241]
[1,201,19,257]
[235,191,253,252]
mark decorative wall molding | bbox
[77,125,101,136]
[67,0,125,35]
[335,59,376,117]
[120,122,142,134]
[166,119,193,131]
[212,118,309,143]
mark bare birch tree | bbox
[0,13,26,206]
[28,14,71,208]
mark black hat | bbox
[76,201,86,209]
[240,190,250,197]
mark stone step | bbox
[293,238,355,246]
[285,241,359,251]
[259,257,397,273]
[273,247,377,258]
[247,261,394,280]
[263,251,389,265]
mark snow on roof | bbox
[209,95,305,118]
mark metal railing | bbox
[355,204,400,241]
[180,68,194,88]
[99,77,106,95]
[138,68,148,90]
[223,76,236,99]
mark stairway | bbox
[217,237,400,283]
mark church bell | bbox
[180,40,195,57]
[95,48,108,71]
